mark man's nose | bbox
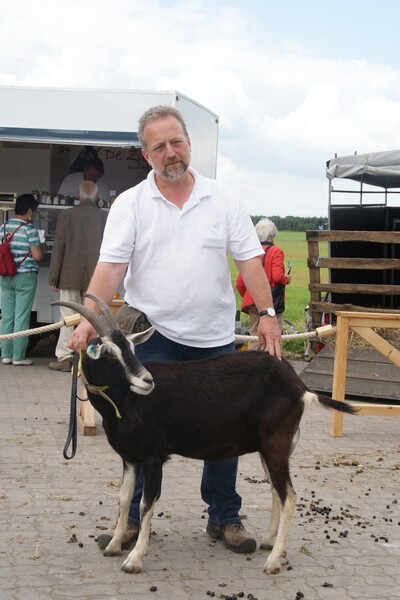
[165,143,176,155]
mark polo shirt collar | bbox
[148,167,213,204]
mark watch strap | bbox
[259,309,274,317]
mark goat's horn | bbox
[84,293,119,330]
[51,300,111,338]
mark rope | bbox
[0,313,81,342]
[0,314,336,343]
[0,320,66,341]
[235,330,332,343]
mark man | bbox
[69,105,281,553]
[58,157,111,202]
[48,181,107,372]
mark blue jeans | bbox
[128,329,241,527]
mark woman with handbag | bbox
[1,194,43,365]
[236,218,291,349]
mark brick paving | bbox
[0,341,399,600]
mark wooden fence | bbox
[306,230,400,329]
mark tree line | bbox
[251,215,328,231]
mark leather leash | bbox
[63,352,80,459]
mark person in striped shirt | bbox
[1,194,44,366]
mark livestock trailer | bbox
[301,149,400,403]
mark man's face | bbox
[84,166,102,183]
[141,116,191,181]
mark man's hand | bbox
[257,316,282,359]
[68,319,97,352]
[66,261,128,351]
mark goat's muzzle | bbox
[130,365,154,395]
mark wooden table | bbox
[331,311,400,436]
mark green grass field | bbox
[229,231,328,349]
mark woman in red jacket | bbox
[236,218,291,349]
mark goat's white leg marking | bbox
[122,500,155,573]
[261,487,281,549]
[104,465,136,556]
[263,487,296,574]
[259,456,280,549]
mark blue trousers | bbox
[0,273,38,361]
[128,329,242,527]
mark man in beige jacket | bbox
[48,181,107,371]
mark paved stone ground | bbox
[0,339,399,600]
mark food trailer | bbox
[0,86,219,327]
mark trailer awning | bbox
[0,126,139,147]
[326,149,400,189]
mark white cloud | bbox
[1,0,400,216]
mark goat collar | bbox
[79,351,122,419]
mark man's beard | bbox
[154,159,189,181]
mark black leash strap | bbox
[63,352,79,459]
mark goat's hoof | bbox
[264,562,281,575]
[260,541,273,550]
[103,544,122,557]
[122,560,142,574]
[260,535,276,550]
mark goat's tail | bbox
[302,391,358,415]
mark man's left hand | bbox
[257,316,282,359]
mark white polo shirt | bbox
[58,172,111,202]
[99,168,263,347]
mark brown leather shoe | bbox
[48,357,73,372]
[97,523,139,550]
[206,522,256,553]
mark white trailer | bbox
[0,86,219,327]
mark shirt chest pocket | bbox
[200,220,226,249]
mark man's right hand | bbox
[68,319,97,352]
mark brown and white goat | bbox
[55,294,356,575]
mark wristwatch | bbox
[259,307,276,318]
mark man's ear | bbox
[141,148,151,166]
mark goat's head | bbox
[52,294,155,395]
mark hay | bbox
[324,327,400,350]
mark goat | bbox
[54,294,356,575]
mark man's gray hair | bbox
[138,105,189,150]
[78,181,98,203]
[255,218,277,243]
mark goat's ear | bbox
[127,326,156,346]
[86,342,106,360]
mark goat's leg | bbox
[122,461,162,574]
[104,462,137,556]
[259,455,280,549]
[261,488,281,550]
[260,452,296,574]
[264,484,296,574]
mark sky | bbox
[1,0,400,217]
